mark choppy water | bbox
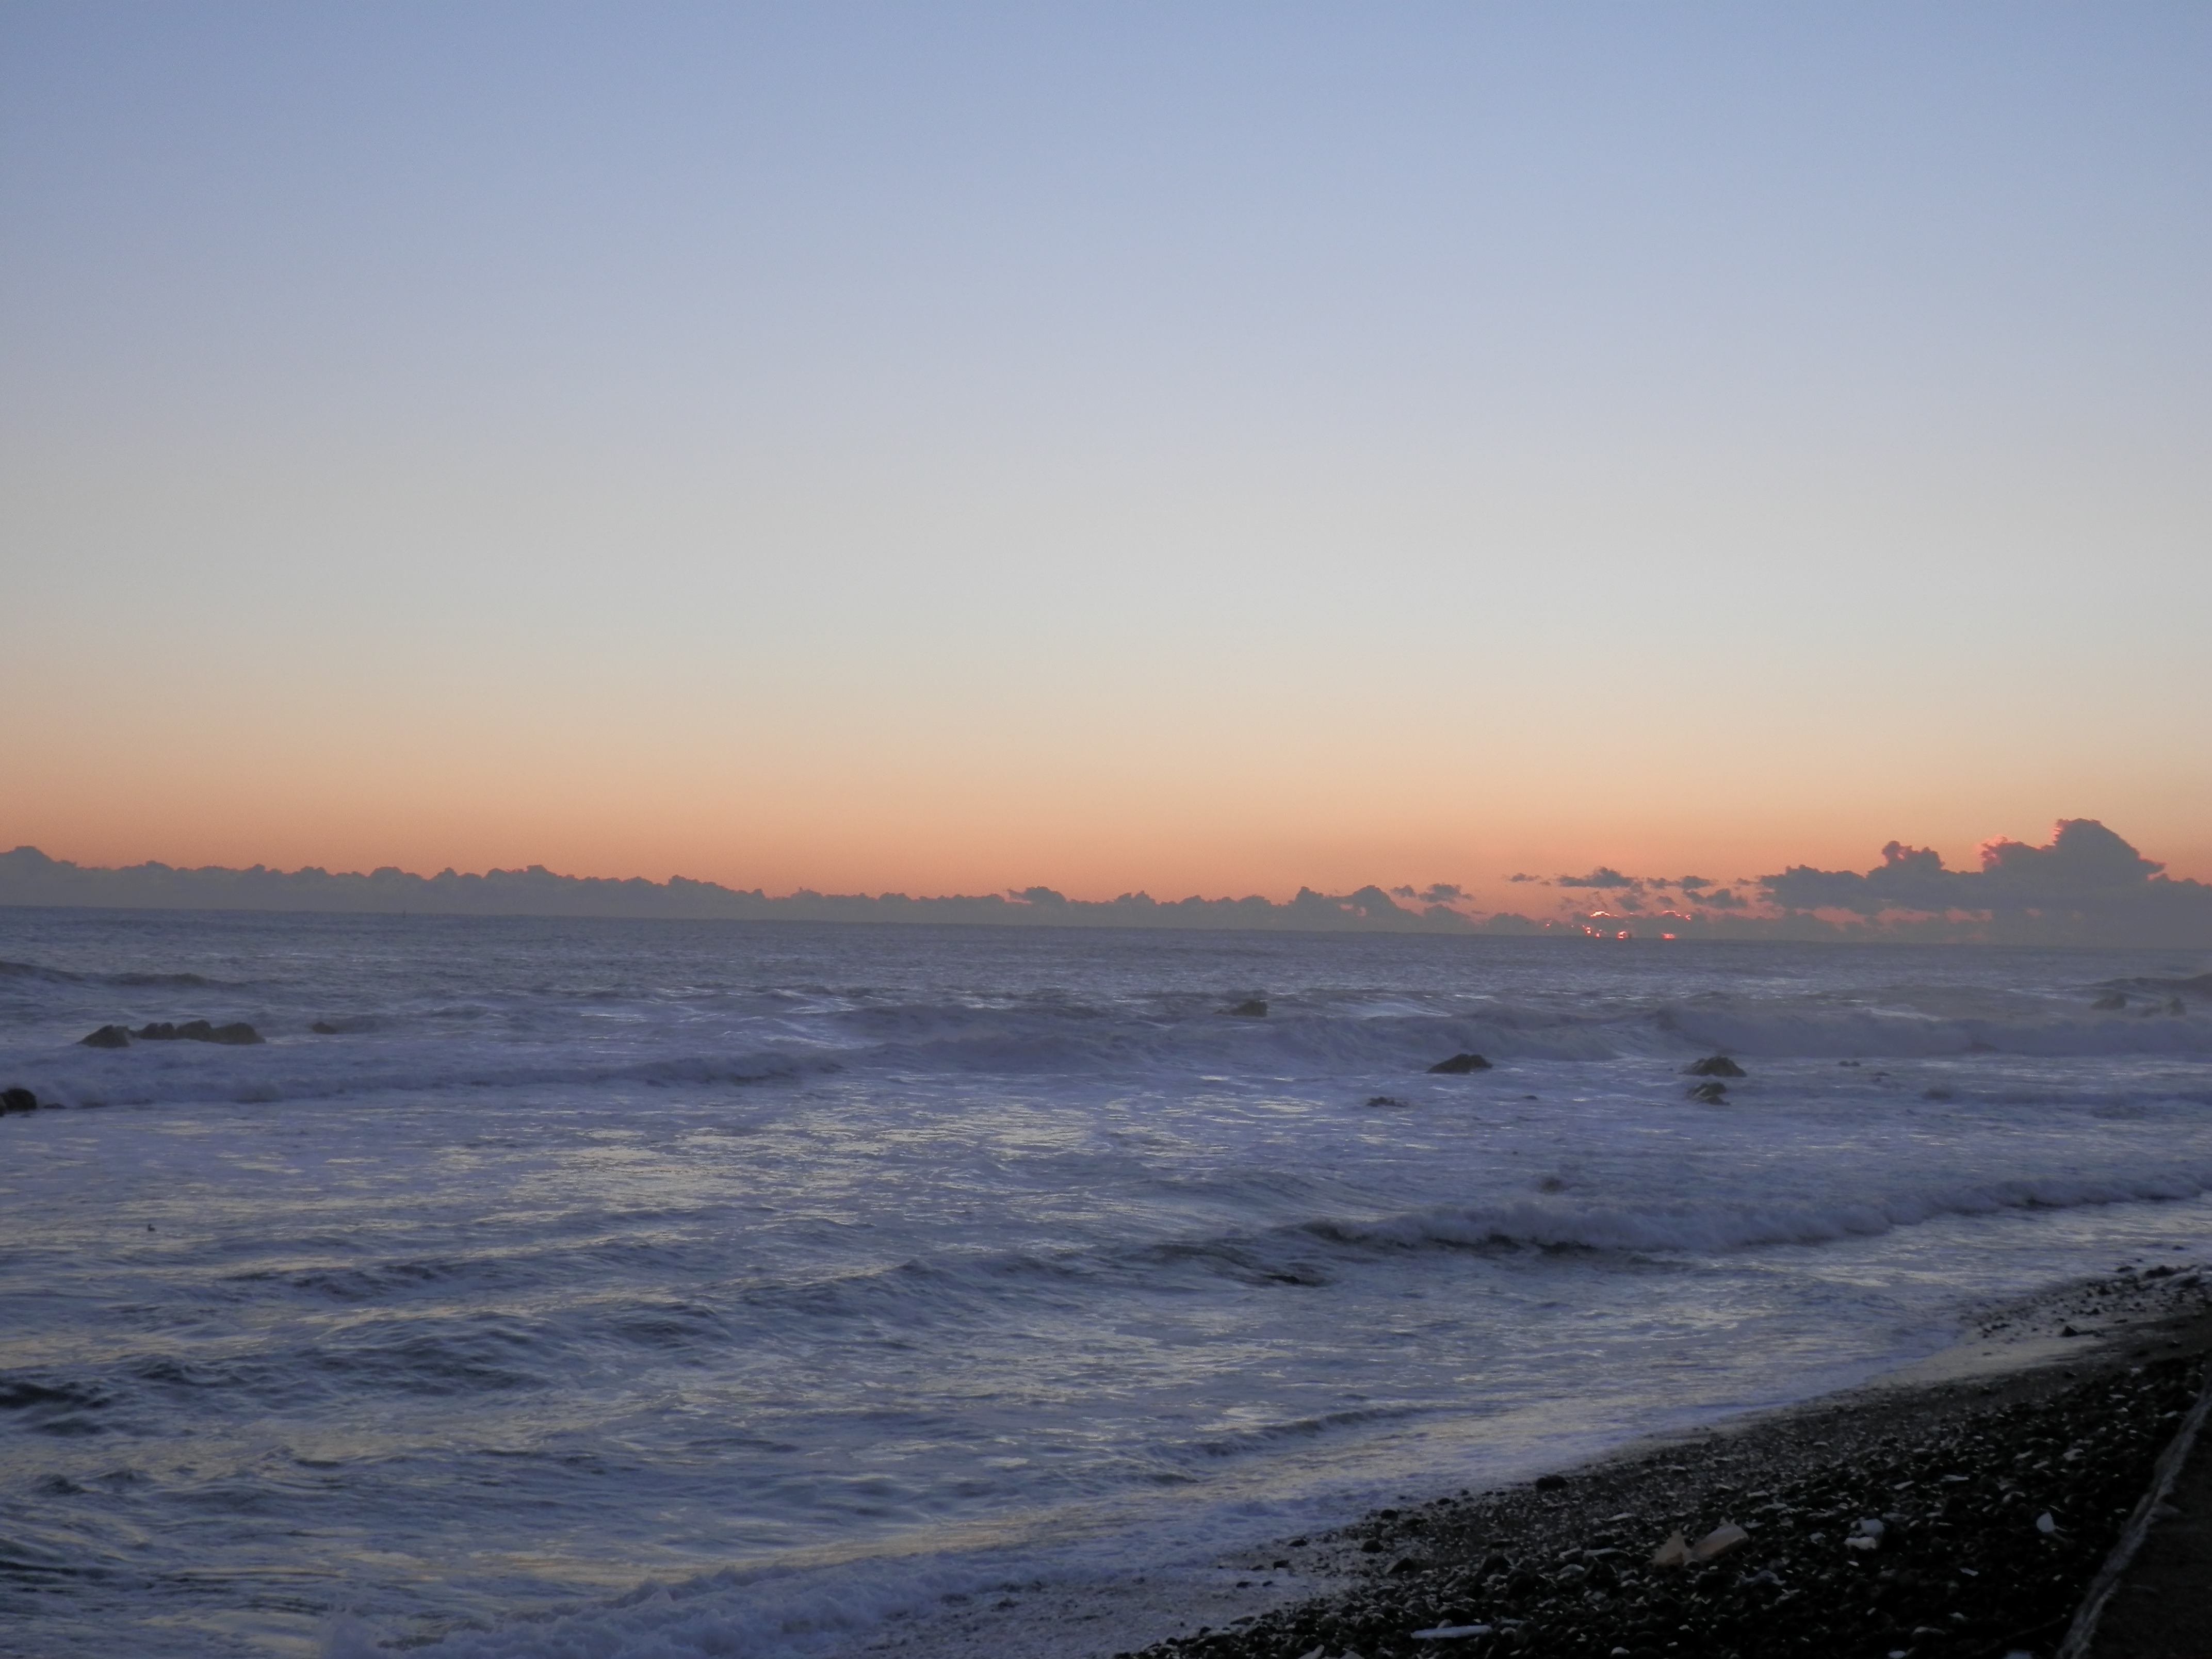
[3,909,2210,1658]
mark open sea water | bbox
[3,909,2210,1658]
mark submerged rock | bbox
[2093,991,2128,1011]
[310,1021,339,1035]
[1427,1053,1492,1075]
[2,1087,38,1114]
[1223,999,1268,1018]
[1684,1054,1746,1077]
[1366,1095,1409,1108]
[1686,1080,1729,1102]
[80,1024,132,1048]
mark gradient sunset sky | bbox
[4,2,2207,910]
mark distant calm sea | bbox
[4,910,2210,1658]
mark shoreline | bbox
[841,1262,2212,1659]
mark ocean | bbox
[3,909,2209,1658]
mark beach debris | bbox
[1650,1530,1690,1568]
[1427,1053,1491,1074]
[2,1086,38,1114]
[1690,1523,1749,1562]
[80,1024,133,1048]
[1686,1081,1729,1102]
[2035,1511,2057,1534]
[1222,999,1268,1018]
[1683,1055,1746,1077]
[1410,1625,1493,1641]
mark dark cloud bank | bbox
[1,820,2206,945]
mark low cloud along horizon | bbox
[3,819,2206,949]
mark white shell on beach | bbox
[1691,1522,1750,1561]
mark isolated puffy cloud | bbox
[1763,841,1960,916]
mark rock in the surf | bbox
[1427,1053,1491,1074]
[1367,1095,1409,1108]
[1684,1054,1746,1077]
[2,1087,38,1114]
[1223,999,1268,1018]
[80,1024,132,1048]
[1687,1080,1729,1102]
[310,1020,339,1034]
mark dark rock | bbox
[1367,1095,1409,1108]
[1428,1053,1492,1075]
[1534,1473,1568,1491]
[1687,1081,1729,1103]
[80,1024,132,1049]
[1684,1055,1746,1077]
[133,1020,262,1045]
[1222,999,1268,1018]
[2,1087,37,1114]
[310,1021,339,1035]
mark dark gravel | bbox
[1125,1289,2212,1659]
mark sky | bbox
[3,2,2208,909]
